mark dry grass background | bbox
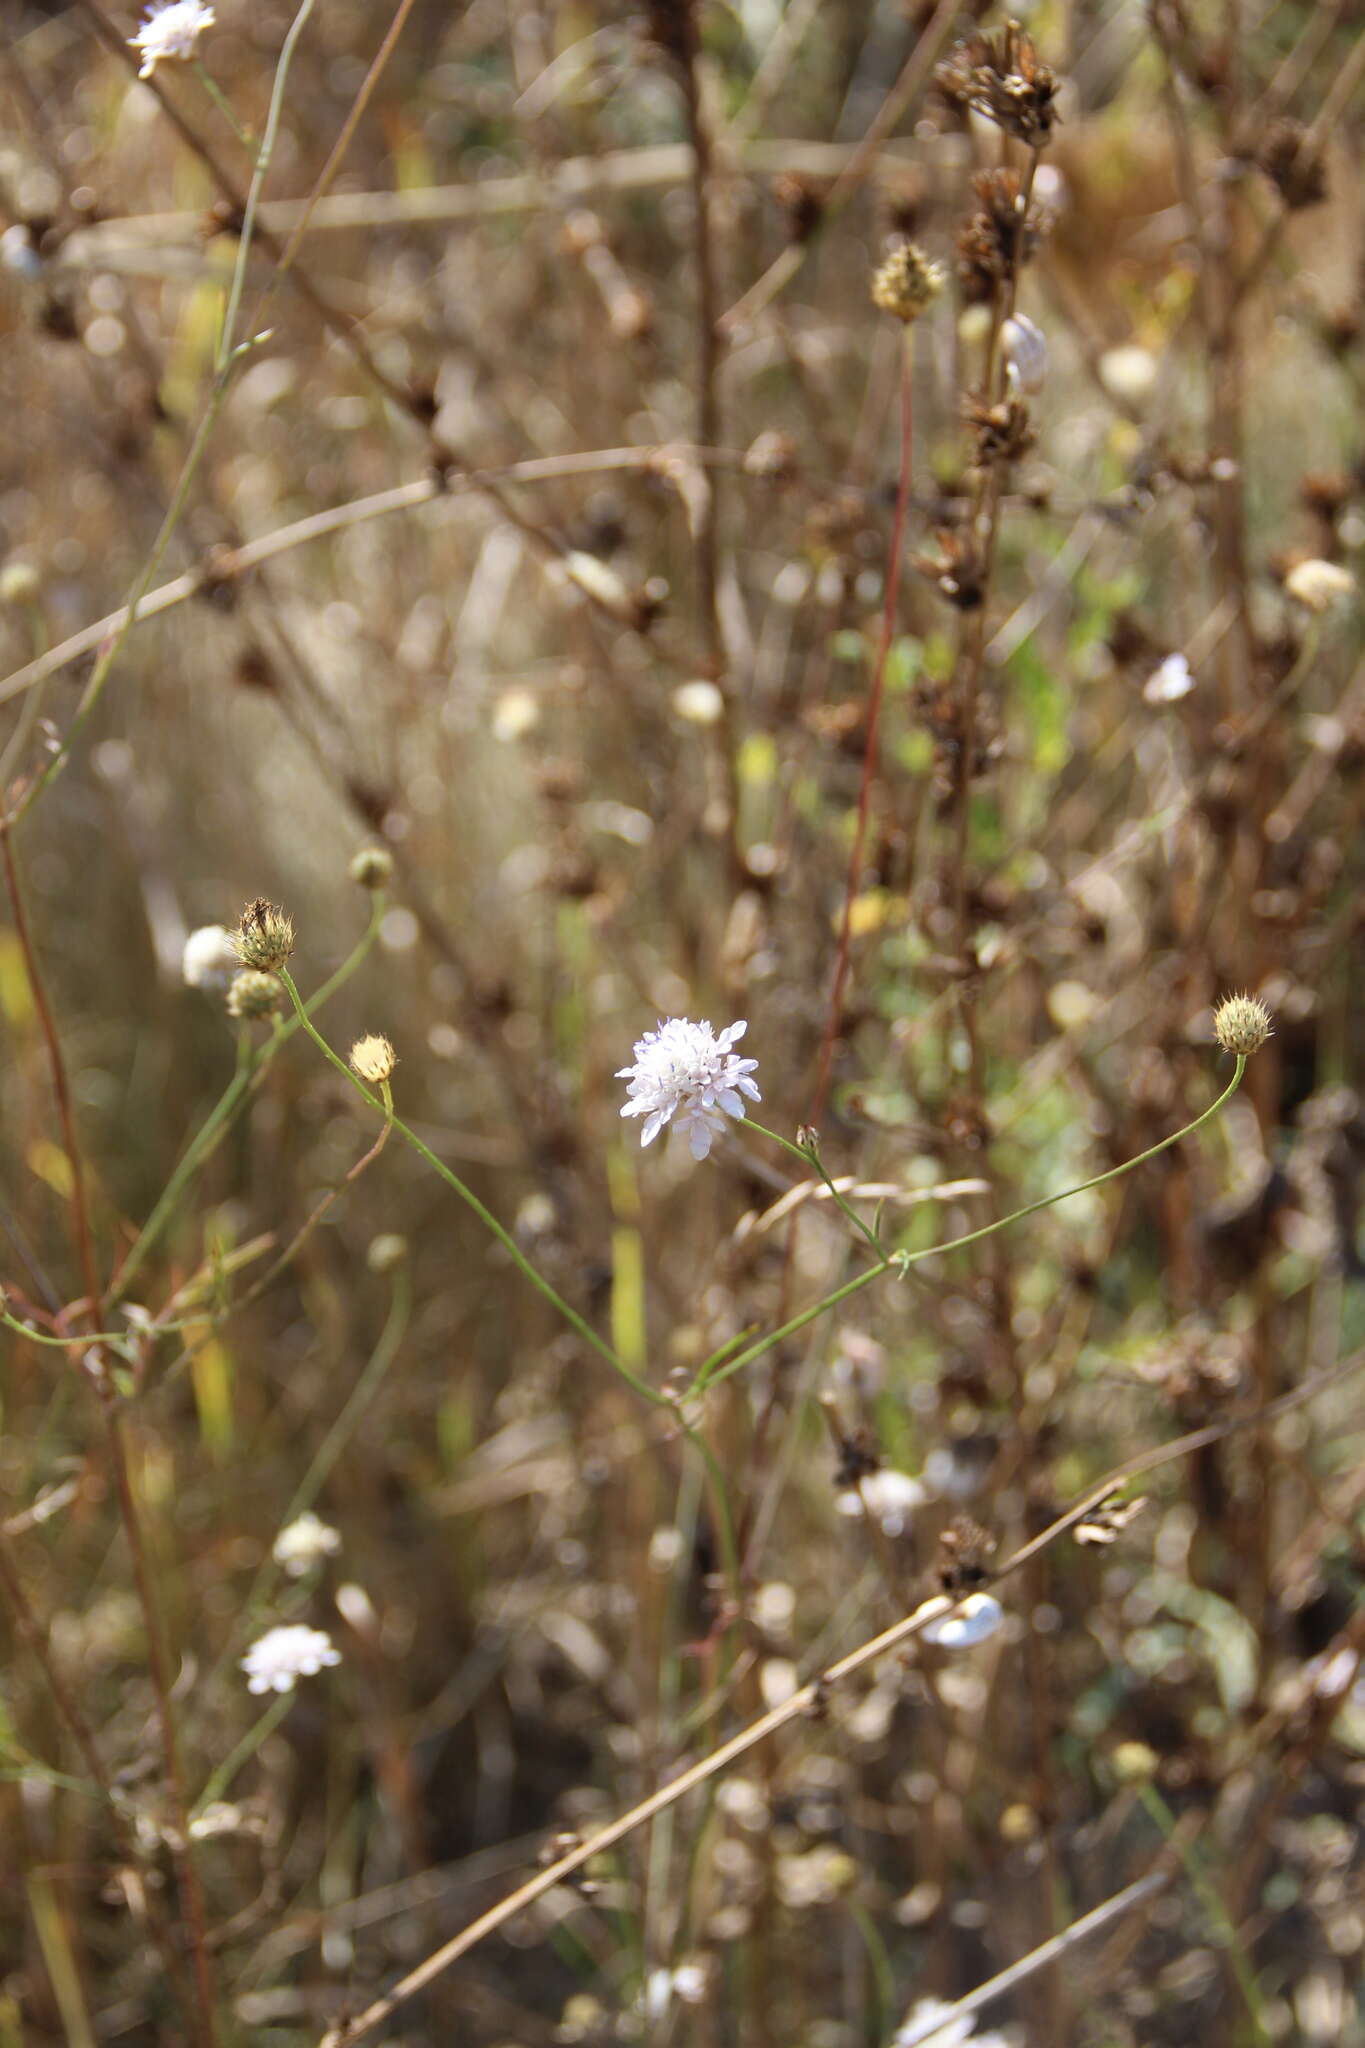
[0,1,1363,2044]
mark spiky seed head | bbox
[227,970,283,1020]
[871,242,945,324]
[349,845,394,890]
[235,898,295,972]
[350,1034,397,1085]
[1213,993,1273,1057]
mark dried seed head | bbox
[350,1034,397,1085]
[935,22,1060,149]
[234,898,295,972]
[871,241,945,325]
[1212,993,1273,1058]
[1255,119,1327,210]
[227,970,283,1021]
[348,845,394,890]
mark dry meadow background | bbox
[1,1,1363,2044]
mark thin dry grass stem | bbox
[892,1865,1175,2044]
[810,330,915,1125]
[0,842,219,2047]
[317,1342,1365,2047]
[720,0,962,334]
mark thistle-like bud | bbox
[350,1034,397,1085]
[1212,993,1273,1058]
[349,845,394,890]
[235,898,295,972]
[227,969,283,1020]
[871,241,945,325]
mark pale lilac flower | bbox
[129,0,216,78]
[618,1017,760,1161]
[271,1512,341,1578]
[1002,312,1048,396]
[1144,653,1195,704]
[921,1592,1004,1650]
[240,1623,339,1695]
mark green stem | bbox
[216,0,316,373]
[1139,1783,1272,2047]
[703,1057,1246,1392]
[109,902,383,1306]
[742,1117,888,1263]
[193,60,253,148]
[277,969,659,1408]
[192,1691,293,1817]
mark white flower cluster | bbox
[618,1016,760,1161]
[129,0,216,78]
[240,1623,339,1695]
[271,1512,341,1578]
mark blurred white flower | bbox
[894,1996,1010,2048]
[182,924,240,992]
[836,1468,927,1535]
[1002,312,1047,395]
[1285,558,1354,613]
[129,0,216,78]
[618,1017,760,1161]
[240,1623,339,1695]
[1144,653,1195,704]
[921,1593,1004,1650]
[1099,343,1157,403]
[272,1511,341,1578]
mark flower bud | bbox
[1212,993,1273,1057]
[348,845,394,890]
[227,970,283,1020]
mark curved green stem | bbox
[704,1056,1247,1393]
[192,1691,293,1818]
[109,902,383,1306]
[741,1117,888,1263]
[277,969,659,1408]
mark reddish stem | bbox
[810,331,914,1124]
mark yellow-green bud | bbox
[349,845,394,890]
[1212,992,1273,1057]
[227,970,283,1020]
[366,1233,408,1274]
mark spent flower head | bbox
[1213,992,1273,1057]
[935,21,1060,149]
[350,1034,397,1085]
[240,1623,339,1695]
[871,242,945,325]
[129,0,216,78]
[235,898,295,973]
[618,1017,760,1161]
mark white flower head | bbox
[895,1996,1010,2048]
[836,1467,927,1535]
[272,1511,341,1578]
[1001,312,1048,396]
[921,1591,1004,1650]
[182,924,241,992]
[130,0,216,78]
[240,1623,340,1695]
[1284,557,1354,613]
[618,1016,760,1161]
[1144,652,1195,704]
